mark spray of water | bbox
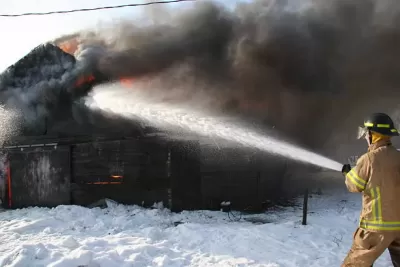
[0,106,21,146]
[86,84,343,171]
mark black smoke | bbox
[74,0,400,154]
[0,43,144,139]
[0,44,81,136]
[3,0,400,157]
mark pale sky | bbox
[0,0,250,72]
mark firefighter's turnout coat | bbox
[345,139,400,231]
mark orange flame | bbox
[72,75,137,90]
[119,77,136,88]
[58,38,79,55]
[75,74,95,87]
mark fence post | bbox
[302,188,309,225]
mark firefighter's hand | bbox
[342,164,351,174]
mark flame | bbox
[119,77,136,88]
[75,74,95,87]
[72,74,137,91]
[57,38,79,55]
[111,175,123,179]
[73,75,136,88]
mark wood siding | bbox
[1,136,289,212]
[8,146,70,208]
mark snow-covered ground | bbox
[0,188,393,267]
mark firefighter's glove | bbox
[341,164,351,175]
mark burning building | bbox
[4,0,400,212]
[0,41,290,212]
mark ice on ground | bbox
[0,188,393,267]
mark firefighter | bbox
[341,112,400,267]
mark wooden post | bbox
[302,188,309,225]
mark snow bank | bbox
[0,189,393,267]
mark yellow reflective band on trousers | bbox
[346,169,366,190]
[359,187,400,231]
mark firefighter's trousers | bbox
[342,227,400,267]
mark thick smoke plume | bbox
[53,0,400,157]
[3,0,400,157]
[0,44,102,137]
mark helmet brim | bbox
[357,126,399,139]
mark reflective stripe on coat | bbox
[345,140,400,232]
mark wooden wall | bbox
[170,141,202,211]
[199,145,287,212]
[8,146,71,208]
[71,139,171,207]
[1,136,290,212]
